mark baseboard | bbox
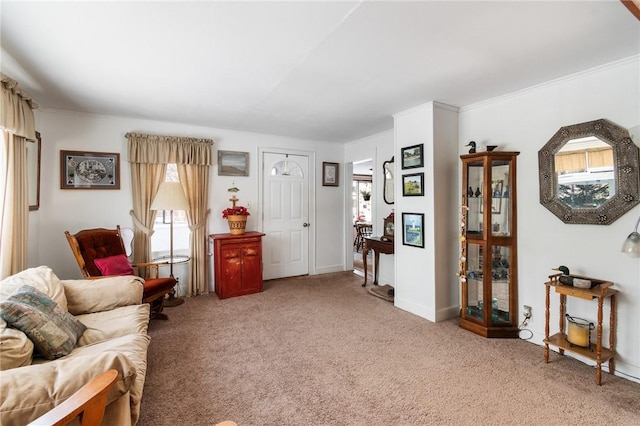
[315,264,345,275]
[436,305,460,322]
[394,297,435,322]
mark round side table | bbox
[152,254,190,307]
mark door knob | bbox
[303,223,310,227]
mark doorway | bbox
[352,159,373,277]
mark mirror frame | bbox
[539,119,639,225]
[383,156,394,205]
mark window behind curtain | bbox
[151,163,188,255]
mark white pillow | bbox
[0,266,67,311]
[0,318,34,371]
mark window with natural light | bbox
[151,164,189,257]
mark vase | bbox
[227,215,247,235]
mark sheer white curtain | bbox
[0,74,37,278]
[127,133,213,296]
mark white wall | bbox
[393,102,459,322]
[29,110,345,283]
[345,130,394,284]
[432,104,460,320]
[459,56,640,381]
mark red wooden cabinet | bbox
[211,232,265,299]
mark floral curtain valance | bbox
[1,73,38,140]
[126,132,213,165]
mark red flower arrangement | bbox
[222,206,250,218]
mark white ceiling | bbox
[1,1,638,143]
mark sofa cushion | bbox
[62,333,151,424]
[0,350,137,426]
[94,254,135,276]
[75,304,150,347]
[0,318,33,371]
[0,265,67,311]
[62,276,144,315]
[0,285,86,360]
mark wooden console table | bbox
[544,273,617,385]
[362,237,394,287]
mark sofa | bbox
[0,266,151,425]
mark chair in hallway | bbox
[353,223,373,252]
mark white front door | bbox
[261,151,310,279]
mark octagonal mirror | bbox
[539,119,639,225]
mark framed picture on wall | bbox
[322,162,339,186]
[218,150,249,176]
[60,150,120,189]
[402,172,424,196]
[402,212,424,248]
[401,144,423,169]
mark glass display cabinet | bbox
[460,151,519,338]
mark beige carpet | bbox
[139,272,640,425]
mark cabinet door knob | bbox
[303,222,310,227]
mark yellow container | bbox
[565,314,594,348]
[227,215,247,235]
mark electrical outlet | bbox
[523,305,532,319]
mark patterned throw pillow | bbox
[0,285,86,360]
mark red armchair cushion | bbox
[94,255,135,276]
[143,277,177,300]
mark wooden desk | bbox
[362,237,394,287]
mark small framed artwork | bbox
[322,162,339,187]
[60,150,120,189]
[402,172,424,196]
[402,212,424,248]
[218,150,249,176]
[401,144,423,169]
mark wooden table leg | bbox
[596,296,604,385]
[373,250,380,286]
[559,294,566,356]
[544,284,550,363]
[362,245,369,287]
[609,294,616,376]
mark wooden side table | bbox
[362,237,394,287]
[544,273,617,385]
[152,254,190,306]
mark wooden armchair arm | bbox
[132,260,169,279]
[27,370,118,426]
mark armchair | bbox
[65,226,176,320]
